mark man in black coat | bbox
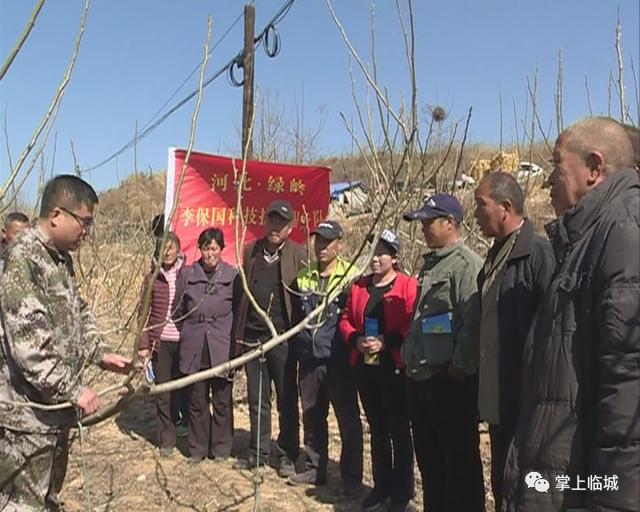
[503,117,639,512]
[473,172,555,510]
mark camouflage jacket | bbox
[0,226,106,433]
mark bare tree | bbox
[253,86,327,164]
[0,0,91,215]
[325,0,472,272]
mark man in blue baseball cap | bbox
[402,193,464,224]
[402,193,485,511]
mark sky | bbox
[1,0,638,202]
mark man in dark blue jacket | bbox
[287,220,364,497]
[473,172,555,509]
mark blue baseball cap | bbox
[403,193,464,223]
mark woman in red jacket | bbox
[339,229,417,512]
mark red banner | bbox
[165,148,331,264]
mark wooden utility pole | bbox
[242,4,255,160]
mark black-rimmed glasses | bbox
[59,206,94,232]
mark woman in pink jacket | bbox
[137,232,185,456]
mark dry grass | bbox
[61,371,495,512]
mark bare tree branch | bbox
[629,53,639,125]
[450,106,472,193]
[584,75,594,117]
[608,69,614,118]
[0,0,90,209]
[615,11,627,123]
[0,0,47,82]
[124,16,214,385]
[555,49,563,135]
[325,0,406,135]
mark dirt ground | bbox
[61,372,495,512]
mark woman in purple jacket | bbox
[138,232,185,456]
[173,227,239,464]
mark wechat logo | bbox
[525,471,550,493]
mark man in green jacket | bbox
[287,220,364,497]
[402,193,485,512]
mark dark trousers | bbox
[298,359,363,485]
[410,372,485,512]
[188,343,234,459]
[358,364,415,503]
[489,423,511,510]
[152,341,182,449]
[245,340,299,462]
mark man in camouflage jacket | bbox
[0,175,131,512]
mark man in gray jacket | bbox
[503,117,639,512]
[402,193,485,512]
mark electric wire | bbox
[83,0,295,173]
[142,6,247,132]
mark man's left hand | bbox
[101,354,133,374]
